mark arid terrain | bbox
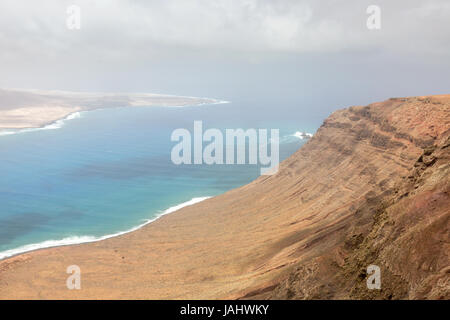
[0,95,448,299]
[0,88,215,130]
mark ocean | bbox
[0,99,320,259]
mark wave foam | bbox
[292,131,313,139]
[168,99,231,108]
[0,196,210,260]
[0,112,82,137]
[279,131,314,144]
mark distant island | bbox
[0,88,219,132]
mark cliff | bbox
[0,95,448,299]
[267,96,450,299]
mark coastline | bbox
[0,88,228,134]
[0,99,229,136]
[0,95,448,299]
[0,196,211,261]
[0,89,227,259]
[0,110,83,136]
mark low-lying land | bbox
[0,88,215,130]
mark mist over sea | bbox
[0,98,320,259]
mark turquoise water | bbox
[0,101,317,259]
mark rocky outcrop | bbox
[269,134,450,300]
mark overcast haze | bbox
[1,0,449,116]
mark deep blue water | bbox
[0,100,319,258]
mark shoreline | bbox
[0,99,230,136]
[0,196,211,261]
[0,110,83,136]
[0,88,229,134]
[0,91,228,261]
[0,95,447,299]
[0,99,309,263]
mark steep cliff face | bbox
[343,135,450,299]
[268,131,450,300]
[248,95,450,299]
[0,95,448,299]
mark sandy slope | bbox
[0,95,448,299]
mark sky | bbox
[0,0,449,116]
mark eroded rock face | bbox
[260,96,450,300]
[0,95,448,299]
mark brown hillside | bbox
[0,95,449,299]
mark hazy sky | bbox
[1,0,449,115]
